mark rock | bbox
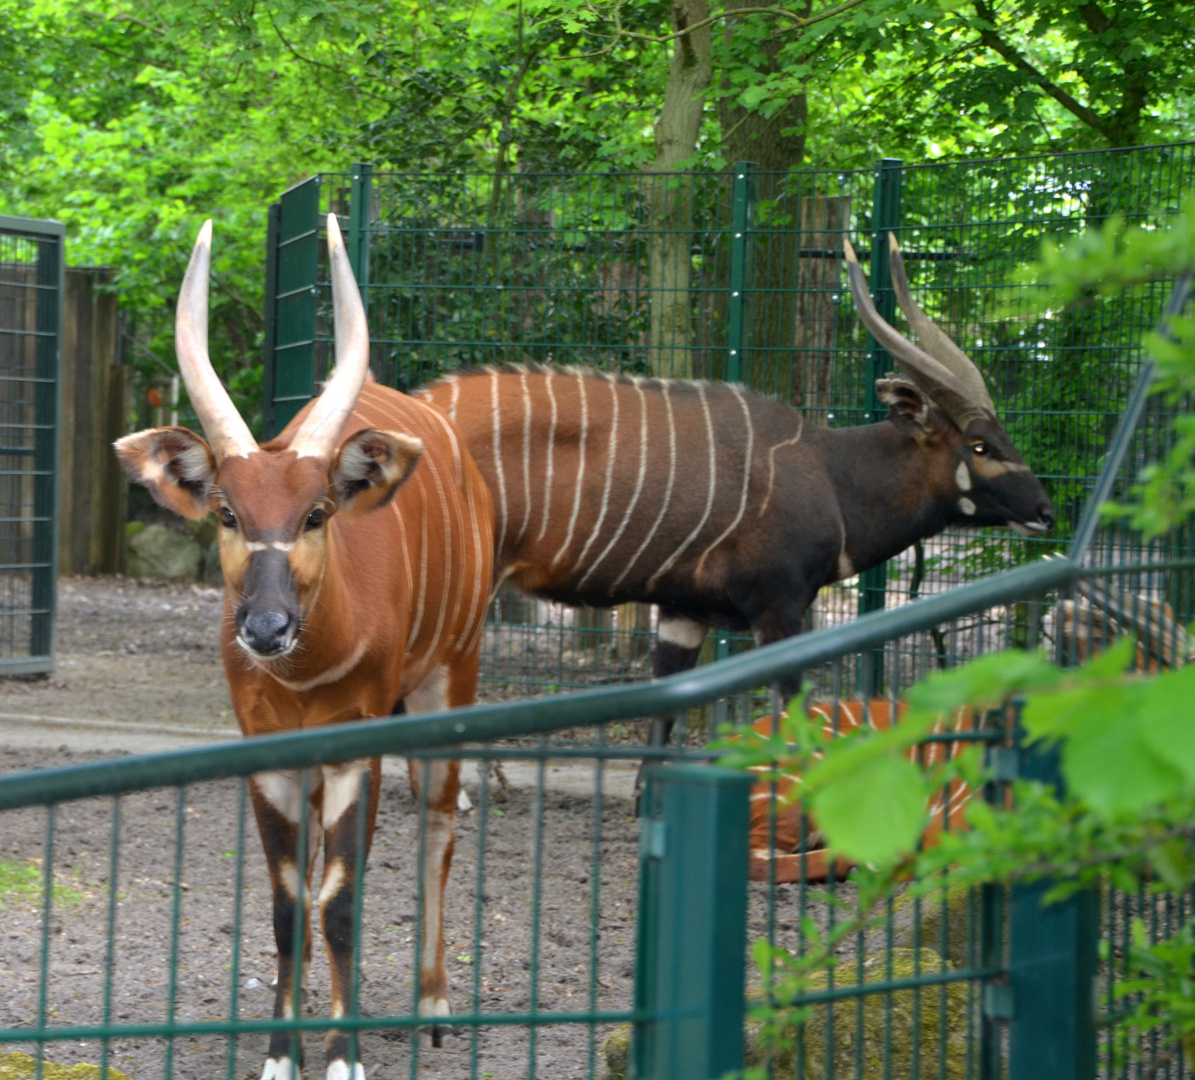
[603,1023,631,1079]
[891,887,973,969]
[126,523,203,580]
[600,947,966,1080]
[747,947,968,1080]
[0,1052,133,1080]
[202,538,223,585]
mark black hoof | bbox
[432,1024,443,1049]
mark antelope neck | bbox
[823,422,952,575]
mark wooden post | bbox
[792,194,846,425]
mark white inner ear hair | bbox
[170,438,215,483]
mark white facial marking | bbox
[958,497,977,516]
[658,616,707,651]
[955,461,972,492]
[252,772,303,824]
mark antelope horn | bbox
[887,233,996,416]
[289,214,371,461]
[843,238,991,432]
[175,221,258,461]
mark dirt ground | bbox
[0,576,850,1080]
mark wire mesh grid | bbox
[0,218,60,673]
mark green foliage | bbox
[0,859,82,908]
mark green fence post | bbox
[1007,716,1098,1080]
[858,158,903,693]
[261,200,281,440]
[632,764,753,1080]
[348,163,373,321]
[727,162,755,384]
[266,176,321,438]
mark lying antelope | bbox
[417,235,1053,774]
[116,217,493,1080]
[746,701,979,882]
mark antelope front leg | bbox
[407,757,460,1046]
[317,758,381,1080]
[250,772,321,1080]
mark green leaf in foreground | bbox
[809,754,927,867]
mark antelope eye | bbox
[218,506,237,529]
[305,509,327,531]
[971,442,989,456]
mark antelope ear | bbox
[876,377,939,438]
[332,428,423,519]
[114,427,216,520]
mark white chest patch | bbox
[958,497,977,516]
[658,616,707,650]
[955,462,972,492]
[836,551,855,581]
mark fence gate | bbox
[0,215,62,674]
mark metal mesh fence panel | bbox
[0,215,61,674]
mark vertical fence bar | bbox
[348,163,373,322]
[858,158,903,692]
[632,764,752,1080]
[727,162,755,384]
[1007,719,1098,1080]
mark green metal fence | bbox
[260,144,1195,696]
[5,286,1195,1077]
[0,214,61,675]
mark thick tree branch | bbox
[612,0,869,44]
[972,0,1113,140]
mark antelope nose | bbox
[242,611,293,655]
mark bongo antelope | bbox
[116,217,493,1080]
[417,234,1053,780]
[745,700,979,883]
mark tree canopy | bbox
[1,0,1193,418]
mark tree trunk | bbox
[714,0,811,395]
[647,0,713,378]
[793,193,847,423]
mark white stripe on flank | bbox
[551,372,588,570]
[491,371,509,554]
[612,381,677,591]
[695,385,754,579]
[449,378,460,424]
[758,421,804,518]
[407,472,429,651]
[647,383,717,592]
[535,371,558,544]
[515,370,533,545]
[571,376,619,573]
[581,379,647,591]
[421,434,453,665]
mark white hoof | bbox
[261,1057,301,1080]
[325,1062,365,1080]
[456,787,473,812]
